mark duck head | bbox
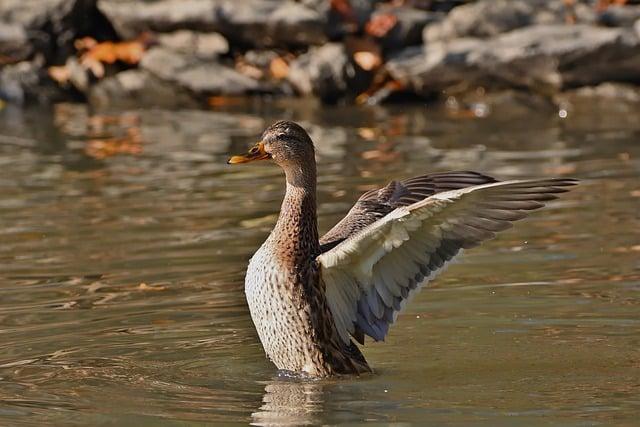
[227,121,315,169]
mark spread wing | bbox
[319,171,497,253]
[317,178,578,345]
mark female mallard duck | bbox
[228,120,577,378]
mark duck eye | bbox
[250,147,259,154]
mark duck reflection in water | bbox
[252,374,324,427]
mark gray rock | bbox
[386,38,484,96]
[0,21,31,62]
[1,0,101,63]
[599,5,640,27]
[287,43,351,102]
[390,24,640,97]
[371,6,442,49]
[423,0,595,42]
[140,47,260,96]
[562,82,640,103]
[483,25,640,89]
[0,0,75,29]
[98,0,327,47]
[89,69,198,108]
[0,60,44,104]
[158,30,229,59]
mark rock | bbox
[0,60,64,104]
[97,0,327,47]
[89,69,198,108]
[483,25,640,89]
[140,46,260,96]
[423,0,595,42]
[287,43,352,103]
[0,0,102,61]
[561,82,640,103]
[599,5,640,27]
[158,30,229,59]
[0,21,31,62]
[386,38,484,96]
[390,24,640,97]
[371,6,442,49]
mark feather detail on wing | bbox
[317,178,578,346]
[319,171,497,253]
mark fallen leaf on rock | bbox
[353,51,382,71]
[331,0,357,25]
[48,65,72,84]
[365,13,398,38]
[596,0,628,11]
[269,56,290,79]
[357,127,378,140]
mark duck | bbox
[228,120,577,378]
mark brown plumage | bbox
[228,120,577,377]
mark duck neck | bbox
[269,163,319,262]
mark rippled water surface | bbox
[1,100,639,426]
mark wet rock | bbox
[560,82,640,104]
[599,5,640,27]
[0,21,31,62]
[371,6,442,49]
[140,47,260,96]
[390,25,640,97]
[157,30,229,60]
[287,43,353,103]
[423,0,595,42]
[1,0,103,61]
[89,69,198,108]
[98,0,327,47]
[482,25,640,89]
[386,38,484,96]
[0,60,64,104]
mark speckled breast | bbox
[244,243,324,374]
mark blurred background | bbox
[1,1,639,426]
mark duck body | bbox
[245,182,370,377]
[229,120,577,378]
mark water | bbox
[1,99,638,426]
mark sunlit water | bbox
[1,99,639,426]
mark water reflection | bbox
[252,376,324,427]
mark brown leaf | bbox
[48,65,72,84]
[330,0,357,24]
[269,56,290,80]
[365,13,398,38]
[353,51,382,71]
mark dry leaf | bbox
[269,56,290,79]
[353,51,382,71]
[365,13,398,38]
[48,65,72,84]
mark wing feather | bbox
[318,177,578,345]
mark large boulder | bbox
[370,6,443,49]
[97,0,327,47]
[0,60,65,104]
[389,24,640,97]
[287,43,353,103]
[0,21,31,62]
[423,0,595,42]
[140,46,260,96]
[89,69,198,108]
[598,5,640,27]
[0,0,101,61]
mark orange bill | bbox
[227,141,271,164]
